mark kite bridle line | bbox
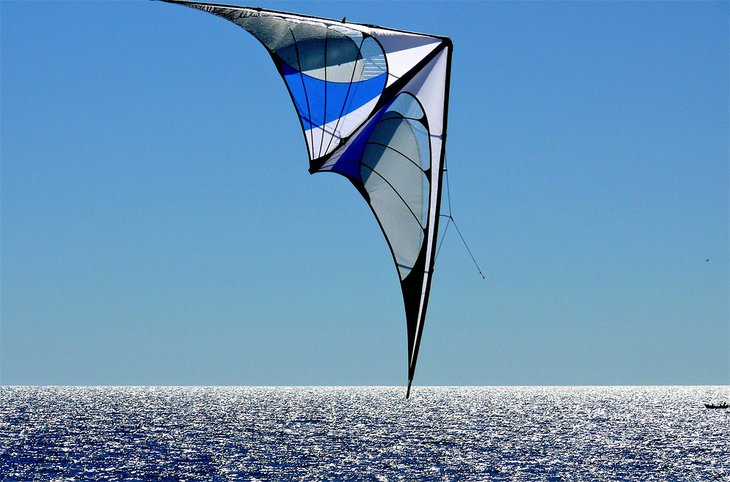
[435,156,485,279]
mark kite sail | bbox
[163,1,452,397]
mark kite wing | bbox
[165,1,452,395]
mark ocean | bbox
[1,386,727,480]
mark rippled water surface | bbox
[1,386,728,480]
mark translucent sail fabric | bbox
[167,1,452,393]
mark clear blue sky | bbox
[2,0,728,386]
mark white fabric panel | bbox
[304,56,365,83]
[370,28,440,53]
[399,48,448,137]
[382,43,441,86]
[369,29,440,86]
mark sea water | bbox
[1,386,727,480]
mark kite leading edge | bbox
[162,1,452,397]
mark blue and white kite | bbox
[164,1,453,397]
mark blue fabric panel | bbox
[328,119,378,179]
[328,99,394,180]
[282,64,386,130]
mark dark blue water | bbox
[1,386,728,480]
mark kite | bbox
[163,1,452,397]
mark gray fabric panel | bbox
[360,94,430,279]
